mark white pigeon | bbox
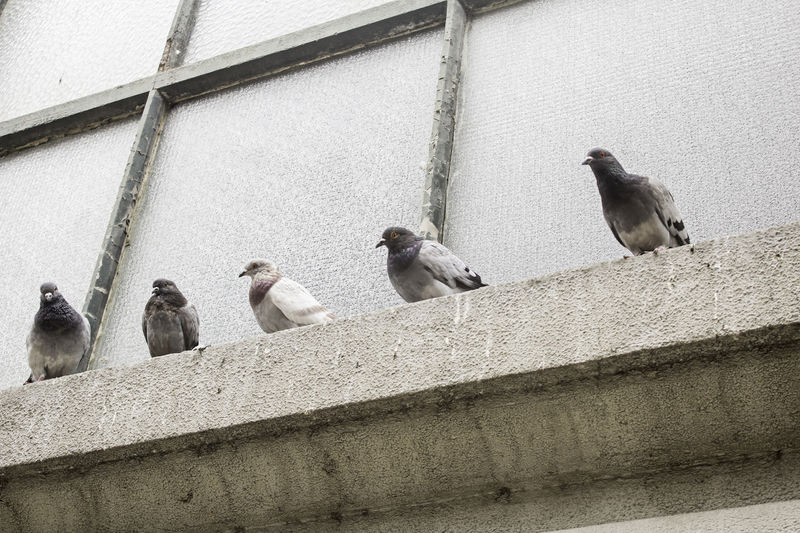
[239,259,336,333]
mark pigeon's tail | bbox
[456,269,486,291]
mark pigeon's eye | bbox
[598,151,606,158]
[390,232,399,239]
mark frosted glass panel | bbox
[446,0,800,283]
[0,0,180,121]
[95,30,441,368]
[0,118,139,390]
[184,0,393,64]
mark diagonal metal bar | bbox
[158,0,200,71]
[419,0,467,242]
[155,0,446,102]
[0,78,152,157]
[78,90,167,372]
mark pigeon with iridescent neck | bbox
[376,226,486,303]
[142,279,200,357]
[239,259,335,333]
[25,282,90,382]
[582,148,690,255]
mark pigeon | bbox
[239,259,335,333]
[376,226,486,303]
[26,282,90,382]
[582,148,690,255]
[142,279,200,357]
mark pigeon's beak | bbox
[151,287,159,295]
[581,156,593,166]
[44,292,53,301]
[375,238,386,248]
[238,270,247,278]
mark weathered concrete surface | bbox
[1,221,800,531]
[557,500,800,532]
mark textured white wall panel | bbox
[0,119,139,390]
[94,30,441,368]
[0,0,179,121]
[445,0,800,284]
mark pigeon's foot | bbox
[37,375,45,382]
[652,246,668,255]
[193,344,210,354]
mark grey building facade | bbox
[1,0,800,530]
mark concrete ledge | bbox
[1,222,800,531]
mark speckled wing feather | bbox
[268,277,335,326]
[417,240,485,291]
[649,177,690,246]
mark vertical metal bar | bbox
[77,0,201,371]
[78,91,167,372]
[419,0,467,242]
[159,0,200,71]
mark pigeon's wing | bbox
[417,240,485,290]
[269,277,335,325]
[179,304,200,350]
[80,314,91,357]
[141,311,148,341]
[648,178,690,246]
[607,222,627,249]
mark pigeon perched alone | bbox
[239,259,335,333]
[582,148,690,255]
[376,226,486,303]
[26,282,90,382]
[142,279,199,357]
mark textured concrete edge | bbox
[2,220,799,475]
[4,318,799,481]
[2,347,798,532]
[419,0,467,242]
[79,91,168,372]
[154,0,447,102]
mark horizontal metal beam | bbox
[155,0,447,102]
[460,0,522,14]
[0,76,152,156]
[79,90,168,372]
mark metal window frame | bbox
[0,0,513,371]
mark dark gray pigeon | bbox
[376,226,486,303]
[239,259,336,333]
[26,282,90,382]
[582,148,690,255]
[142,279,200,357]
